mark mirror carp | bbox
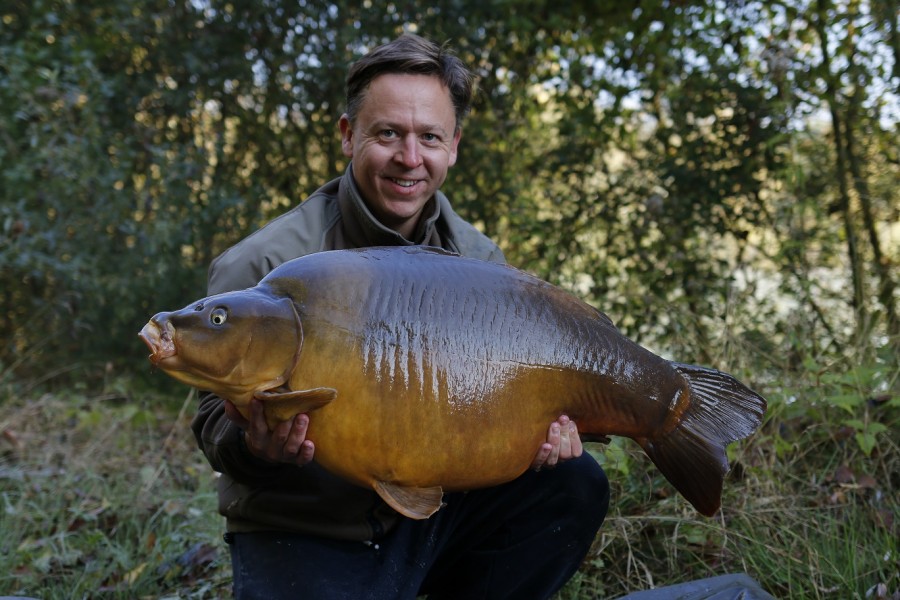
[140,246,766,519]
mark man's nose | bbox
[394,136,422,168]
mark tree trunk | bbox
[844,79,900,341]
[878,0,900,82]
[814,0,867,336]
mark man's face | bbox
[340,73,461,239]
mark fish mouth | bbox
[139,320,177,364]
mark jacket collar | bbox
[338,163,442,247]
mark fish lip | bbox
[138,320,176,364]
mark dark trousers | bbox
[227,453,609,600]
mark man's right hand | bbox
[224,398,315,466]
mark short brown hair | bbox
[345,34,475,132]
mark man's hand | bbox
[224,398,315,466]
[531,415,582,471]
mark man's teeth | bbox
[392,178,417,187]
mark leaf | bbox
[866,423,888,435]
[833,464,854,484]
[843,420,888,455]
[588,438,631,476]
[872,509,894,532]
[125,562,147,585]
[680,523,710,546]
[855,432,877,457]
[828,393,863,413]
[856,473,876,489]
[139,465,158,486]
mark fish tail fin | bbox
[639,363,766,516]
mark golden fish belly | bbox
[294,350,593,491]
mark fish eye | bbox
[210,307,228,326]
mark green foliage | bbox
[1,0,213,376]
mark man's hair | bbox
[345,33,475,132]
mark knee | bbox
[548,454,610,528]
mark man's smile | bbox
[390,178,419,188]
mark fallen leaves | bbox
[820,463,897,543]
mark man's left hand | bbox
[531,415,582,471]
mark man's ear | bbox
[339,114,354,158]
[447,128,462,167]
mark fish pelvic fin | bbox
[640,363,767,516]
[374,481,445,520]
[253,387,337,429]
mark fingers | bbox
[554,415,582,461]
[567,417,584,459]
[282,414,315,467]
[531,442,553,471]
[533,415,583,471]
[226,398,315,466]
[546,420,562,466]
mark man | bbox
[192,33,609,599]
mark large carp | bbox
[139,246,766,519]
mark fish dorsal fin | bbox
[253,387,337,429]
[413,245,459,257]
[374,481,444,520]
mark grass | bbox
[0,359,897,599]
[0,387,230,598]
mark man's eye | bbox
[381,129,397,138]
[210,308,228,326]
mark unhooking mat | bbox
[614,573,775,599]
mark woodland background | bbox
[0,0,898,598]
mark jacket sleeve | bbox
[190,390,295,483]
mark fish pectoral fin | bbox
[253,387,337,428]
[374,481,444,520]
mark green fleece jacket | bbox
[191,165,504,541]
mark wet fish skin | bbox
[140,246,766,519]
[140,288,303,404]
